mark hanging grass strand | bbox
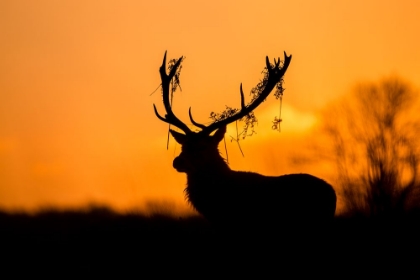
[272,82,285,131]
[279,95,283,132]
[272,95,283,132]
[223,135,229,164]
[235,120,245,157]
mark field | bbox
[1,206,419,276]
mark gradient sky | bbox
[1,0,419,213]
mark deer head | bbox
[153,51,292,174]
[169,125,227,174]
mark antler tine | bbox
[153,51,192,134]
[240,83,246,109]
[187,85,246,130]
[188,108,207,129]
[199,51,292,135]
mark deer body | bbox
[171,127,336,225]
[186,171,336,224]
[153,51,337,226]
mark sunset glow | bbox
[1,0,419,213]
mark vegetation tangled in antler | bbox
[209,107,257,141]
[166,57,184,98]
[209,59,287,140]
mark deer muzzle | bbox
[173,156,187,173]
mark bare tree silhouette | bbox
[318,76,420,217]
[152,51,337,228]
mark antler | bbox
[191,52,292,135]
[153,51,192,134]
[154,51,292,136]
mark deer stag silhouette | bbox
[153,51,336,227]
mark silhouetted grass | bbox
[1,206,419,276]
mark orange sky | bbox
[1,0,419,213]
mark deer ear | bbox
[212,126,226,143]
[170,129,186,144]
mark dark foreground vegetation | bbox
[1,206,420,276]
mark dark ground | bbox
[1,207,420,276]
